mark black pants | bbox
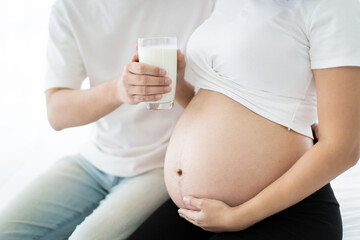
[128,184,342,240]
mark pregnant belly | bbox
[164,89,313,209]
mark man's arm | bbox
[46,62,170,131]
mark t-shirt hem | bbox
[44,77,83,92]
[311,58,360,69]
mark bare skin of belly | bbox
[164,89,313,209]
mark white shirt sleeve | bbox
[44,3,86,91]
[309,0,360,69]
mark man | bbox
[0,0,215,239]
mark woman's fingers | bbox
[179,211,200,227]
[183,196,203,210]
[178,208,201,222]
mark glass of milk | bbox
[138,37,177,110]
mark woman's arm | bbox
[179,66,360,232]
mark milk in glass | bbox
[138,37,177,110]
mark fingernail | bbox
[159,69,166,76]
[165,77,171,84]
[155,94,162,100]
[164,86,171,92]
[183,196,190,204]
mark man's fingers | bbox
[131,53,139,62]
[125,74,171,86]
[126,62,166,76]
[132,94,162,104]
[128,86,171,95]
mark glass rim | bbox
[138,37,177,41]
[138,37,177,47]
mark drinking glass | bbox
[138,37,177,110]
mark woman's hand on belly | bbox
[178,196,237,233]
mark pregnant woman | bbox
[129,0,360,239]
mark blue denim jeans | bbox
[0,154,169,240]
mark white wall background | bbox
[0,0,91,210]
[0,1,359,239]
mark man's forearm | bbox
[46,78,121,130]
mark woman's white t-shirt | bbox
[187,0,360,138]
[45,0,215,177]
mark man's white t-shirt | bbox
[45,0,215,177]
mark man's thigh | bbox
[0,154,108,240]
[69,168,169,240]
